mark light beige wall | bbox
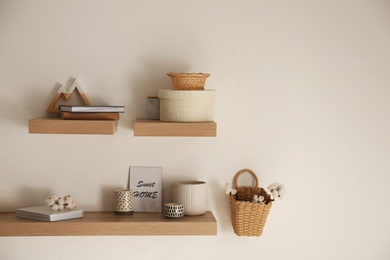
[1,1,389,259]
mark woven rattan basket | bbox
[167,72,210,90]
[229,169,272,236]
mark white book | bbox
[59,105,125,113]
[16,205,84,222]
[129,166,162,212]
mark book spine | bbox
[60,112,119,120]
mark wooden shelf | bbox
[134,119,217,137]
[0,211,217,236]
[29,118,118,135]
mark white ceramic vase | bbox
[172,181,208,215]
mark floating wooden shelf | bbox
[0,211,217,236]
[29,118,118,135]
[134,119,217,137]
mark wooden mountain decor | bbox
[46,79,91,113]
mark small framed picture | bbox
[129,166,162,212]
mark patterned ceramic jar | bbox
[164,203,184,218]
[114,189,134,215]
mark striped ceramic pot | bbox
[172,181,208,216]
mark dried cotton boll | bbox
[267,182,286,200]
[66,202,76,210]
[51,204,59,211]
[277,185,286,199]
[57,197,65,205]
[258,195,265,204]
[64,195,74,204]
[57,204,64,211]
[271,189,279,200]
[252,195,266,204]
[224,183,231,195]
[267,182,280,192]
[45,194,78,211]
[50,194,59,202]
[224,183,237,195]
[64,195,77,210]
[45,198,55,207]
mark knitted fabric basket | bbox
[229,169,272,236]
[167,72,210,90]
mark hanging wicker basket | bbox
[229,169,272,236]
[167,72,210,90]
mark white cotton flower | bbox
[46,194,78,211]
[252,195,259,203]
[258,195,265,204]
[57,197,65,206]
[268,182,286,200]
[64,195,74,204]
[253,195,266,204]
[224,183,237,195]
[271,189,279,199]
[50,194,59,201]
[45,198,55,207]
[267,182,280,192]
[65,203,72,210]
[66,202,77,210]
[224,183,231,195]
[277,185,286,199]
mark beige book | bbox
[60,112,120,120]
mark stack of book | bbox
[59,105,125,120]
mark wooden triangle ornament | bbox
[46,79,91,113]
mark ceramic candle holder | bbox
[172,181,208,216]
[114,189,134,215]
[164,203,184,218]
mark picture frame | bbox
[128,166,162,212]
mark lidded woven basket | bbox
[167,72,210,90]
[158,89,215,122]
[229,169,272,236]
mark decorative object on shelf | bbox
[45,194,78,211]
[158,89,215,122]
[134,71,217,136]
[59,105,125,113]
[129,166,162,212]
[46,79,91,113]
[164,203,184,218]
[15,205,84,222]
[173,181,208,216]
[114,189,134,215]
[167,72,210,90]
[146,96,160,120]
[29,77,124,135]
[226,168,286,236]
[15,194,83,222]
